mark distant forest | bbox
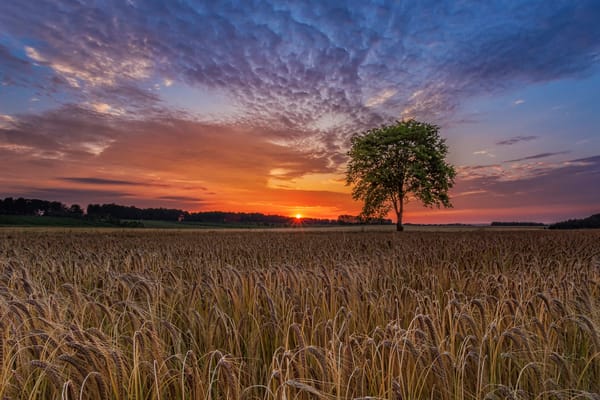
[0,197,392,227]
[0,197,84,217]
[548,214,600,229]
[491,221,546,226]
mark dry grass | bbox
[0,229,599,399]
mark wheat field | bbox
[1,229,599,399]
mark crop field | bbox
[1,229,599,399]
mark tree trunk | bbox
[396,221,404,231]
[396,201,404,232]
[394,193,405,232]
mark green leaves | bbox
[346,119,456,229]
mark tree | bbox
[346,119,456,231]
[68,204,84,217]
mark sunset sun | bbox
[295,213,303,219]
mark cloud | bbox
[473,150,495,158]
[23,39,152,88]
[450,155,600,220]
[458,156,575,182]
[156,195,204,202]
[365,89,397,107]
[59,177,197,190]
[1,1,598,135]
[0,114,16,129]
[505,151,570,163]
[1,188,136,206]
[496,135,539,146]
[0,105,120,159]
[445,3,600,84]
[88,102,124,116]
[3,187,212,210]
[514,99,525,105]
[0,105,343,212]
[453,189,488,198]
[59,177,144,186]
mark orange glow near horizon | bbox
[5,172,596,224]
[3,114,596,225]
[27,171,596,224]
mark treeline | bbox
[87,204,301,225]
[86,204,393,226]
[86,204,183,221]
[0,197,83,217]
[1,197,392,227]
[491,221,546,226]
[548,214,600,229]
[87,203,330,225]
[337,214,394,225]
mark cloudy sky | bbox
[1,0,599,223]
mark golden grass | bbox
[0,229,599,399]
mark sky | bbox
[1,0,599,223]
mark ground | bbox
[0,228,598,399]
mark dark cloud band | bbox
[505,151,570,163]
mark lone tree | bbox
[346,119,456,231]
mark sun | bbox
[295,213,302,219]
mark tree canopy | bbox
[346,119,456,231]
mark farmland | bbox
[1,229,599,399]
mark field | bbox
[1,229,599,399]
